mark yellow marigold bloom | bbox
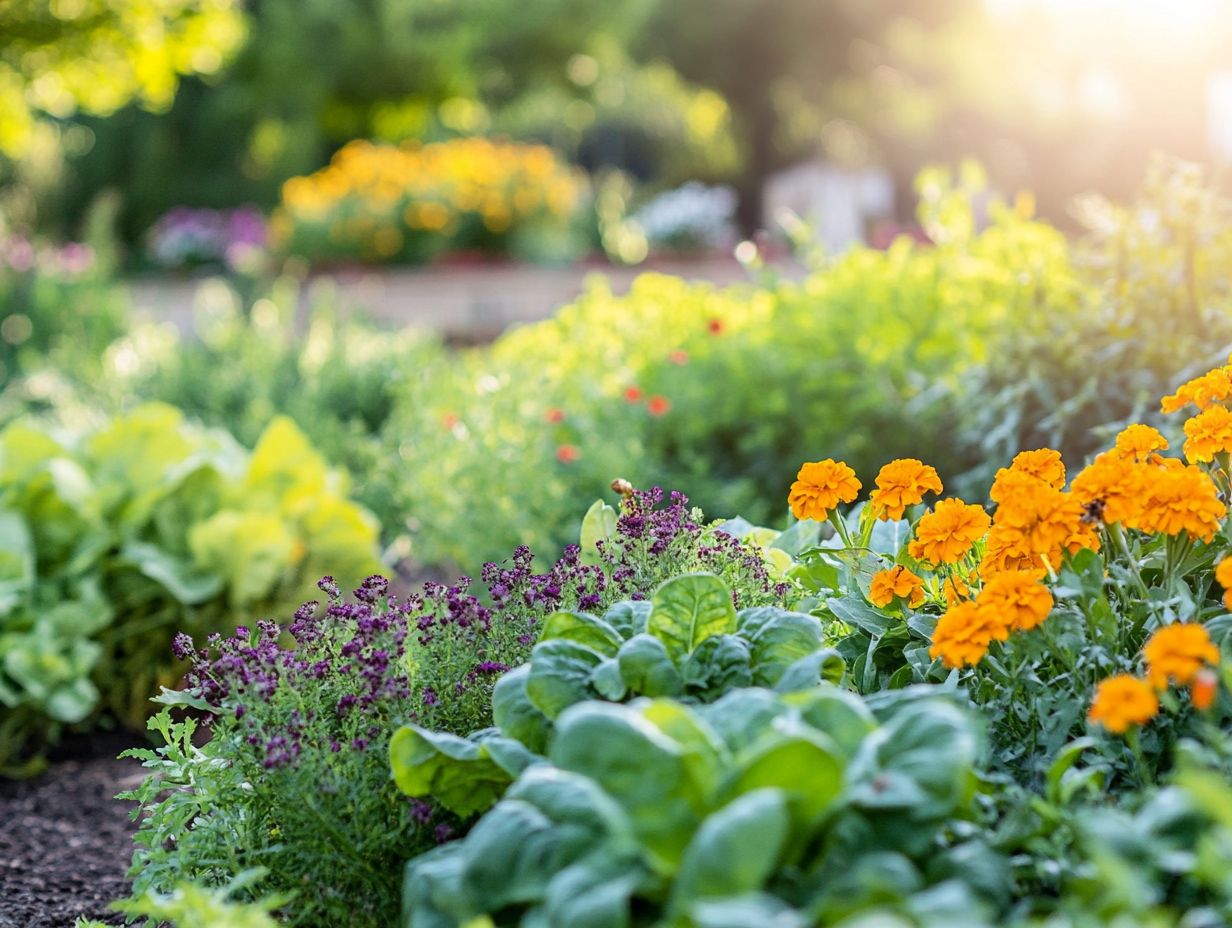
[867,458,943,520]
[1217,556,1232,589]
[1009,448,1066,489]
[976,570,1054,632]
[928,601,1009,668]
[1088,675,1159,734]
[788,459,861,522]
[1136,465,1227,543]
[1184,404,1232,464]
[1070,452,1146,528]
[1113,424,1169,462]
[989,467,1046,505]
[1143,623,1220,690]
[943,572,972,606]
[908,499,991,566]
[979,524,1043,576]
[993,481,1084,557]
[1161,367,1232,414]
[869,565,926,608]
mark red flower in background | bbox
[556,444,580,463]
[648,395,671,416]
[440,412,459,429]
[708,318,724,335]
[546,407,565,423]
[669,349,688,365]
[624,386,643,403]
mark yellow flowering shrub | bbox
[272,137,588,265]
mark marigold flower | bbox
[545,407,565,423]
[555,444,580,464]
[943,572,972,606]
[1161,367,1232,414]
[869,565,926,608]
[979,524,1042,576]
[992,480,1084,557]
[788,459,861,522]
[1184,405,1232,464]
[1070,453,1146,527]
[976,570,1053,632]
[1143,623,1219,690]
[868,458,943,520]
[1217,556,1232,589]
[1136,465,1227,542]
[647,395,671,416]
[909,499,991,566]
[1008,448,1066,489]
[1113,424,1168,462]
[1088,674,1159,734]
[1191,668,1219,711]
[623,386,643,403]
[928,600,1009,668]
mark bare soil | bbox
[0,732,143,927]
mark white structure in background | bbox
[1207,71,1232,163]
[762,160,894,252]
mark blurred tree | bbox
[636,0,978,232]
[52,0,657,242]
[0,0,246,157]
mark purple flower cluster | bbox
[0,235,94,277]
[174,575,413,769]
[147,205,266,270]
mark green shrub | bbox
[0,404,381,771]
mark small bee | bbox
[1080,498,1106,527]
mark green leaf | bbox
[699,689,791,754]
[773,650,846,693]
[122,541,224,605]
[770,521,820,558]
[737,608,823,687]
[683,635,752,698]
[617,634,683,697]
[0,510,34,611]
[492,665,552,754]
[648,573,737,660]
[590,659,628,701]
[602,601,651,640]
[690,893,809,928]
[725,723,845,825]
[540,611,623,656]
[827,595,895,637]
[527,639,608,719]
[1045,737,1098,806]
[784,685,877,759]
[580,499,618,566]
[389,725,513,816]
[550,701,703,872]
[671,789,790,908]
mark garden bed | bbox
[0,733,140,927]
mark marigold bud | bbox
[1191,668,1219,710]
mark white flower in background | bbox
[630,182,737,252]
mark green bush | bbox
[0,404,381,772]
[389,183,1080,569]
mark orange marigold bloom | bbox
[976,570,1054,632]
[1009,448,1066,489]
[1143,623,1220,690]
[1191,668,1219,711]
[1217,556,1232,589]
[979,524,1043,576]
[868,458,943,520]
[989,467,1046,505]
[1088,675,1159,734]
[1184,404,1232,464]
[788,459,861,522]
[1161,367,1232,414]
[929,600,1009,668]
[908,499,991,566]
[993,480,1084,556]
[869,565,926,608]
[1113,424,1169,462]
[943,572,972,606]
[1136,465,1227,542]
[1070,453,1146,527]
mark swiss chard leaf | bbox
[647,573,737,661]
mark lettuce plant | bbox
[0,404,381,771]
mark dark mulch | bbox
[0,731,145,928]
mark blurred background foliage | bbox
[5,0,1232,247]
